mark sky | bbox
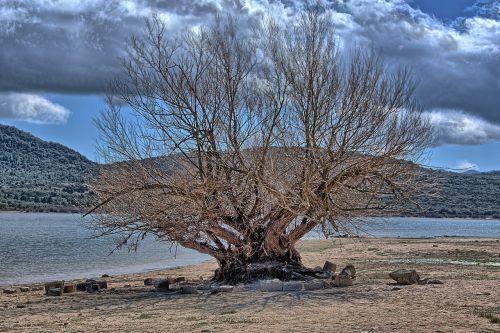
[0,0,499,171]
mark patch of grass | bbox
[298,242,334,253]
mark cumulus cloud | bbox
[0,93,70,124]
[425,109,500,146]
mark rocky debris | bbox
[3,288,17,294]
[63,284,76,293]
[19,287,30,292]
[47,288,63,296]
[418,278,444,285]
[340,264,356,278]
[45,281,64,295]
[144,278,154,286]
[260,279,283,292]
[180,285,199,294]
[154,279,170,291]
[76,280,107,292]
[333,274,353,287]
[16,304,26,309]
[86,284,100,293]
[303,279,325,291]
[282,281,304,292]
[389,269,420,285]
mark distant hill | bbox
[1,124,499,218]
[0,124,96,212]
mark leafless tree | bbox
[88,8,431,282]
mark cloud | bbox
[456,160,479,171]
[0,0,499,127]
[425,109,500,146]
[0,93,70,124]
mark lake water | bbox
[1,213,499,285]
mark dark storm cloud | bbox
[0,0,499,144]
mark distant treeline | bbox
[1,124,499,217]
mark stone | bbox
[86,284,100,293]
[3,288,17,294]
[333,274,353,287]
[44,281,64,295]
[101,274,110,278]
[303,279,325,290]
[77,280,107,292]
[217,285,234,292]
[282,281,304,292]
[16,304,26,308]
[323,261,336,273]
[340,264,356,278]
[154,279,170,291]
[19,287,30,292]
[144,278,154,286]
[260,279,283,292]
[47,288,63,296]
[180,285,199,294]
[31,286,43,291]
[63,284,76,293]
[389,269,420,285]
[418,278,444,285]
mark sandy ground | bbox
[1,237,499,333]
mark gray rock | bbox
[45,281,64,295]
[282,281,304,292]
[86,284,100,293]
[260,279,283,292]
[389,269,420,285]
[154,279,170,291]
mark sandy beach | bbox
[1,237,499,333]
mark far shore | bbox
[1,237,499,332]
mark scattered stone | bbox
[260,279,283,292]
[217,285,234,292]
[101,274,110,278]
[45,281,64,295]
[323,261,337,274]
[303,279,325,290]
[432,245,438,247]
[154,279,169,291]
[19,287,30,292]
[282,281,304,292]
[3,288,17,294]
[340,264,356,278]
[144,278,154,286]
[475,292,491,296]
[16,304,26,309]
[63,284,76,293]
[333,274,353,287]
[389,269,420,285]
[47,288,63,296]
[77,280,107,292]
[180,285,199,294]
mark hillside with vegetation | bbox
[0,124,499,217]
[0,124,96,212]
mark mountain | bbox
[1,124,500,218]
[0,124,96,212]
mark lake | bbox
[1,213,499,286]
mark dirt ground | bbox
[1,237,499,333]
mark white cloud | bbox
[425,109,500,146]
[456,160,479,171]
[0,93,70,124]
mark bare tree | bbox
[89,9,431,282]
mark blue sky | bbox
[0,0,499,171]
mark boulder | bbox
[389,269,420,285]
[3,288,17,294]
[144,278,154,286]
[19,287,30,292]
[323,261,337,273]
[44,281,64,295]
[63,284,76,293]
[333,274,353,287]
[260,279,283,292]
[154,279,170,291]
[47,288,63,296]
[282,281,304,292]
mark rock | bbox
[31,286,43,291]
[323,261,336,273]
[340,264,356,278]
[101,274,110,278]
[154,279,169,291]
[63,284,76,293]
[389,269,420,285]
[418,278,444,285]
[313,266,323,272]
[16,304,26,308]
[77,280,107,292]
[303,279,325,290]
[260,279,283,292]
[217,285,234,292]
[282,281,304,292]
[45,281,64,295]
[124,284,132,288]
[144,278,154,286]
[333,274,353,287]
[3,288,17,294]
[19,287,30,292]
[86,284,100,293]
[47,288,63,296]
[180,285,199,294]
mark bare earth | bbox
[1,237,499,333]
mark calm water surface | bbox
[1,213,499,285]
